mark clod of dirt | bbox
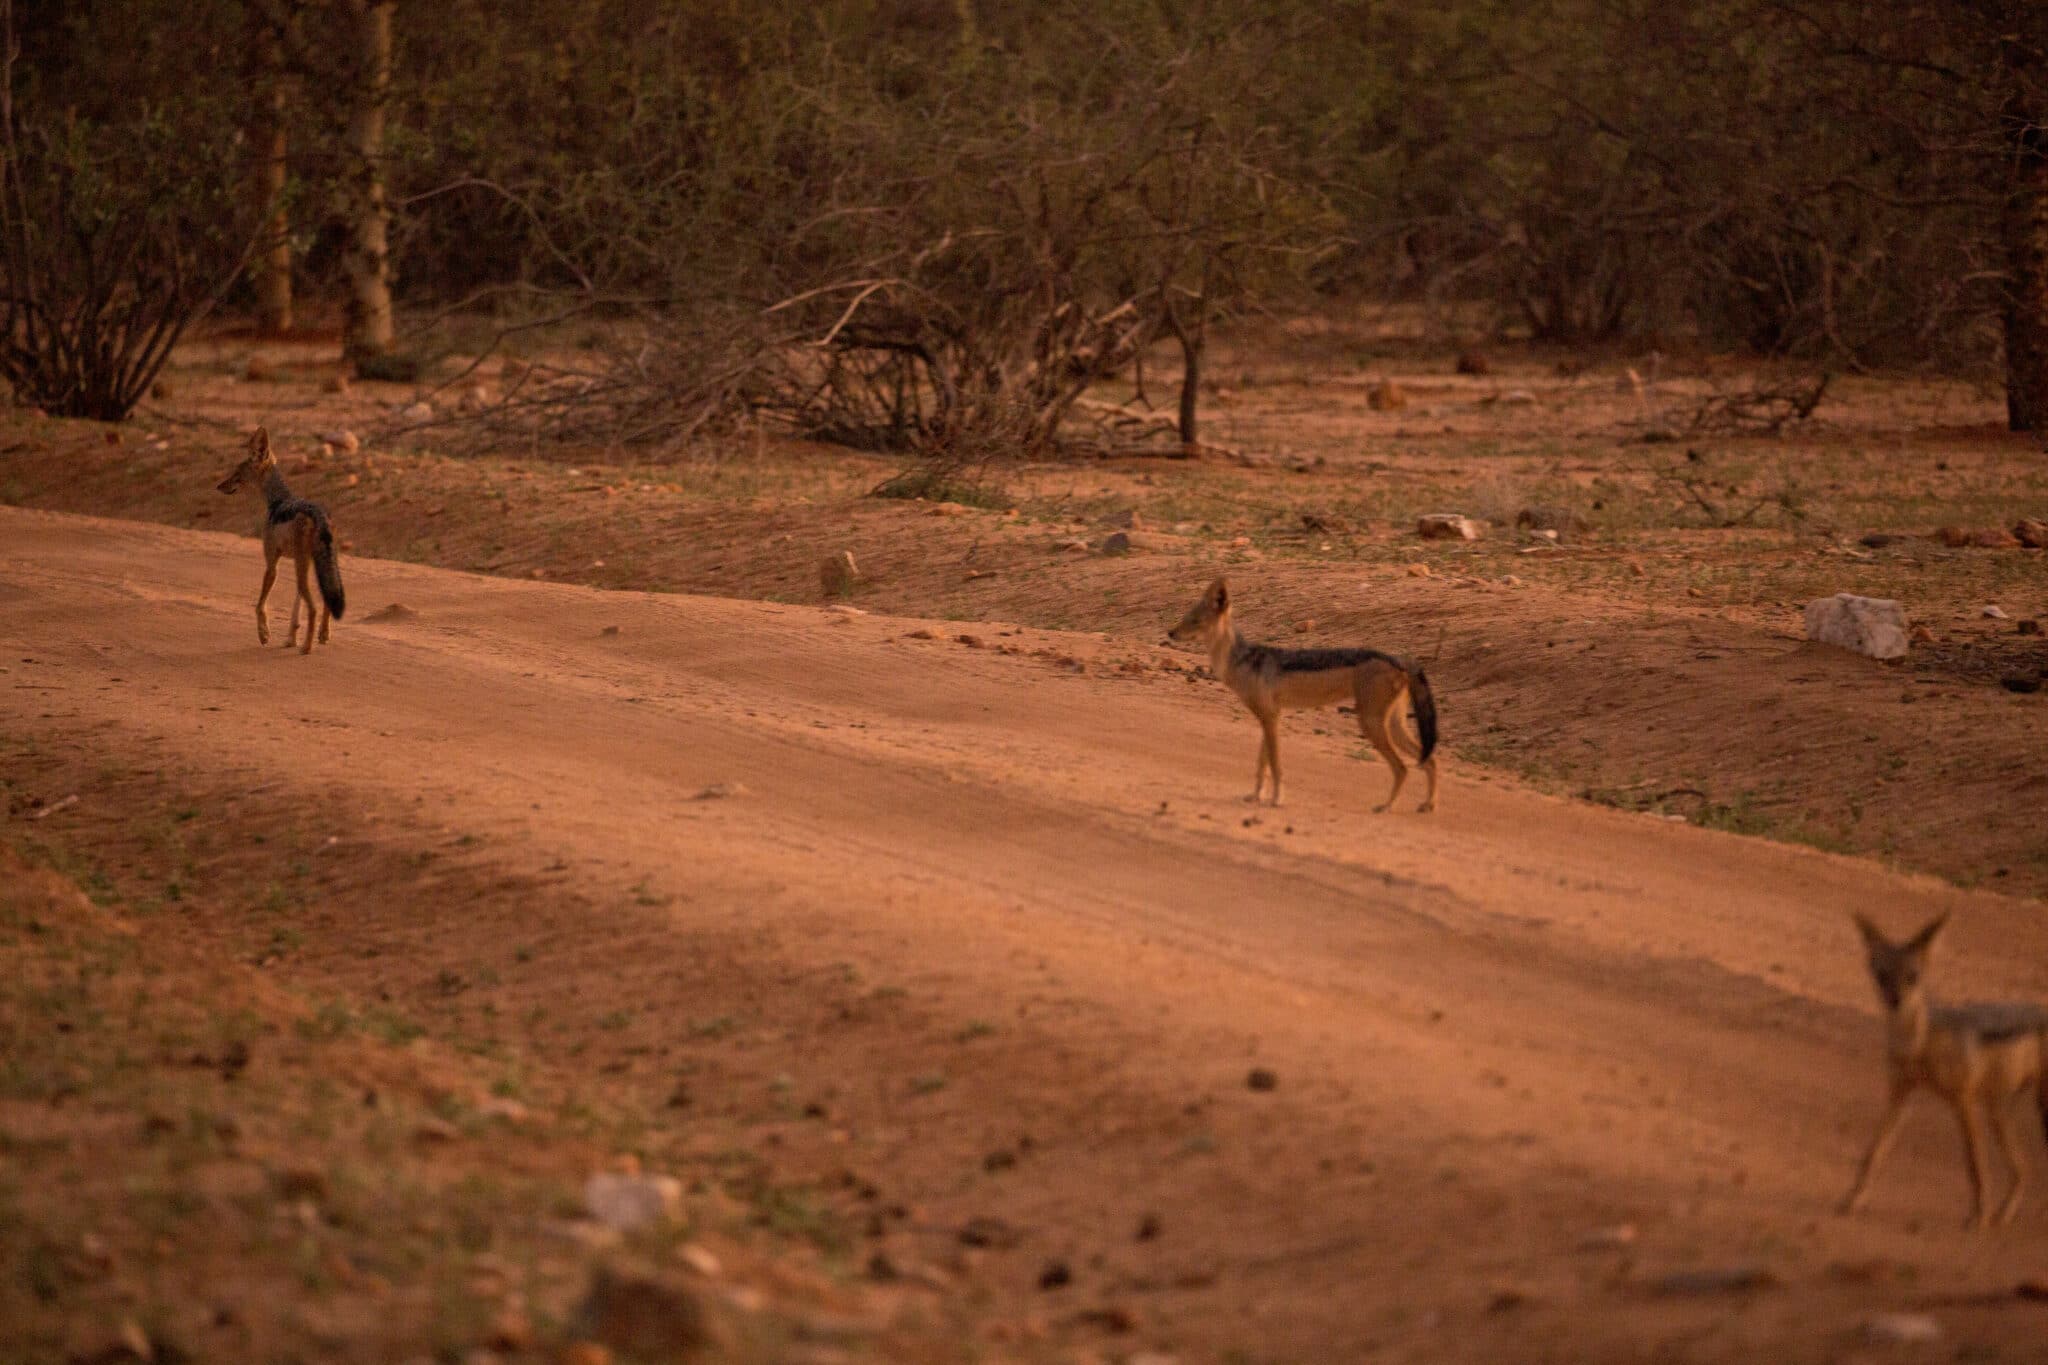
[584,1172,683,1232]
[819,550,860,597]
[1643,1264,1776,1296]
[2002,675,2043,694]
[1417,513,1483,541]
[600,625,621,636]
[1935,525,2021,549]
[905,629,936,640]
[2018,620,2043,636]
[1578,1224,1638,1251]
[1516,506,1583,536]
[692,782,746,802]
[983,1149,1018,1173]
[1109,508,1145,530]
[1245,1067,1278,1092]
[1455,349,1490,377]
[1098,530,1133,555]
[1367,379,1407,411]
[273,1166,328,1203]
[1038,1259,1073,1290]
[1803,594,1908,661]
[570,1265,713,1359]
[321,372,351,395]
[397,400,434,424]
[1405,563,1432,578]
[1909,625,1936,646]
[1862,1313,1942,1345]
[243,356,275,383]
[1300,511,1350,534]
[959,1215,1022,1249]
[363,603,417,624]
[2016,517,2048,548]
[1135,1212,1163,1242]
[955,633,985,648]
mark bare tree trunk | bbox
[247,9,291,335]
[2002,97,2048,433]
[1164,293,1206,449]
[342,0,394,365]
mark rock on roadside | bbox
[1804,593,1909,661]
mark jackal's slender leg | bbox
[1952,1095,1992,1228]
[1839,1082,1912,1214]
[1991,1098,2029,1226]
[256,545,280,645]
[1255,707,1283,806]
[1356,667,1410,813]
[293,552,317,655]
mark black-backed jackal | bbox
[1167,577,1439,812]
[1840,912,2048,1228]
[217,426,346,655]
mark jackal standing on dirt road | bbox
[217,426,346,654]
[1840,911,2048,1228]
[1167,577,1439,812]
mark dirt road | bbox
[5,505,2045,1362]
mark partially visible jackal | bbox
[1167,577,1438,812]
[1840,912,2048,1228]
[217,426,346,654]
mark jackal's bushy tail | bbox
[1409,666,1437,762]
[313,516,345,619]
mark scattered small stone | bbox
[691,782,743,801]
[1300,511,1350,533]
[1455,349,1490,376]
[959,1215,1021,1249]
[397,400,434,424]
[679,1243,722,1278]
[569,1266,709,1359]
[413,1117,459,1144]
[583,1172,683,1232]
[1135,1212,1162,1242]
[824,604,866,616]
[2015,517,2048,548]
[2002,675,2042,694]
[1109,508,1145,529]
[1646,1264,1775,1296]
[1516,505,1582,536]
[1245,1067,1278,1092]
[1861,1312,1942,1345]
[487,1307,533,1352]
[1038,1259,1072,1290]
[1485,1288,1529,1313]
[1935,525,2021,549]
[1068,1304,1137,1333]
[600,625,621,636]
[274,1166,328,1203]
[1804,593,1909,661]
[819,550,860,597]
[1057,537,1090,552]
[1098,530,1132,555]
[983,1149,1018,1173]
[244,356,276,383]
[955,633,984,648]
[1981,604,2009,619]
[1367,379,1407,411]
[906,628,936,640]
[321,372,351,395]
[2019,619,2042,636]
[363,603,418,624]
[316,429,360,455]
[1497,388,1537,405]
[866,1252,900,1282]
[1405,563,1432,578]
[149,378,174,401]
[1578,1224,1638,1250]
[1909,624,1935,646]
[1417,512,1483,541]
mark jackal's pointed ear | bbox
[1850,912,1888,952]
[250,426,271,457]
[1208,577,1228,611]
[1905,911,1949,956]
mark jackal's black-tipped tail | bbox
[1409,666,1437,762]
[313,519,345,619]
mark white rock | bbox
[398,401,434,424]
[1498,389,1537,405]
[1982,604,2009,619]
[1803,593,1909,661]
[1417,513,1484,541]
[583,1172,683,1232]
[1862,1312,1942,1344]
